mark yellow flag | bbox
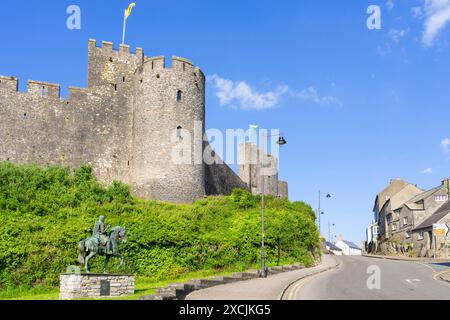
[125,3,136,19]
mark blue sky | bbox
[1,0,450,244]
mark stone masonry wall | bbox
[60,274,134,300]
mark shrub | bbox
[0,162,319,289]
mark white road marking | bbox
[406,279,421,285]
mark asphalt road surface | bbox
[287,255,450,300]
[186,255,450,300]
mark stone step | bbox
[282,265,297,271]
[232,270,261,280]
[212,276,240,284]
[188,278,225,290]
[139,292,177,300]
[267,266,284,275]
[156,283,196,300]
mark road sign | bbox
[433,224,449,237]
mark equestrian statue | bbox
[78,216,127,273]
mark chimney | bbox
[443,177,450,195]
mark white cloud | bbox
[208,75,342,110]
[441,137,450,153]
[420,167,433,174]
[293,87,343,107]
[389,28,410,42]
[208,74,288,110]
[420,0,450,46]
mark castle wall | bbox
[238,142,283,197]
[0,39,288,204]
[131,56,206,203]
[278,181,289,198]
[204,142,249,195]
[0,40,143,187]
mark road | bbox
[286,255,450,300]
[186,255,450,300]
[186,255,338,300]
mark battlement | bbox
[0,76,18,92]
[68,86,87,99]
[27,80,61,98]
[143,55,204,80]
[88,39,144,61]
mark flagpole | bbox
[122,10,127,44]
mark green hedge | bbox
[0,162,319,289]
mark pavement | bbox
[186,255,338,300]
[289,255,450,300]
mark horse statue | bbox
[78,225,127,273]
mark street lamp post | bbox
[328,222,335,243]
[318,191,331,236]
[259,132,287,278]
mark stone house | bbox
[411,200,450,257]
[377,182,423,242]
[372,179,410,245]
[395,178,450,246]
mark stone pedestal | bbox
[60,273,135,300]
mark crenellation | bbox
[119,44,130,54]
[68,86,87,99]
[172,56,194,72]
[144,56,165,70]
[0,76,18,92]
[135,47,143,59]
[101,41,114,50]
[27,80,60,98]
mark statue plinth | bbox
[59,273,135,300]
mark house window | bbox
[392,223,397,231]
[373,226,378,235]
[435,195,448,202]
[177,90,183,102]
[418,231,424,240]
[403,217,408,226]
[405,231,410,238]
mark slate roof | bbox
[325,241,342,251]
[413,200,450,230]
[389,184,424,211]
[342,240,360,250]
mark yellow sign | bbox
[433,224,449,237]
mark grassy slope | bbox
[0,162,320,299]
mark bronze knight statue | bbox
[78,216,127,273]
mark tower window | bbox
[114,84,117,91]
[123,76,126,82]
[177,90,183,102]
[156,74,160,79]
[41,86,48,96]
[177,126,183,139]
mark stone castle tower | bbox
[0,40,288,203]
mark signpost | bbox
[433,224,450,258]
